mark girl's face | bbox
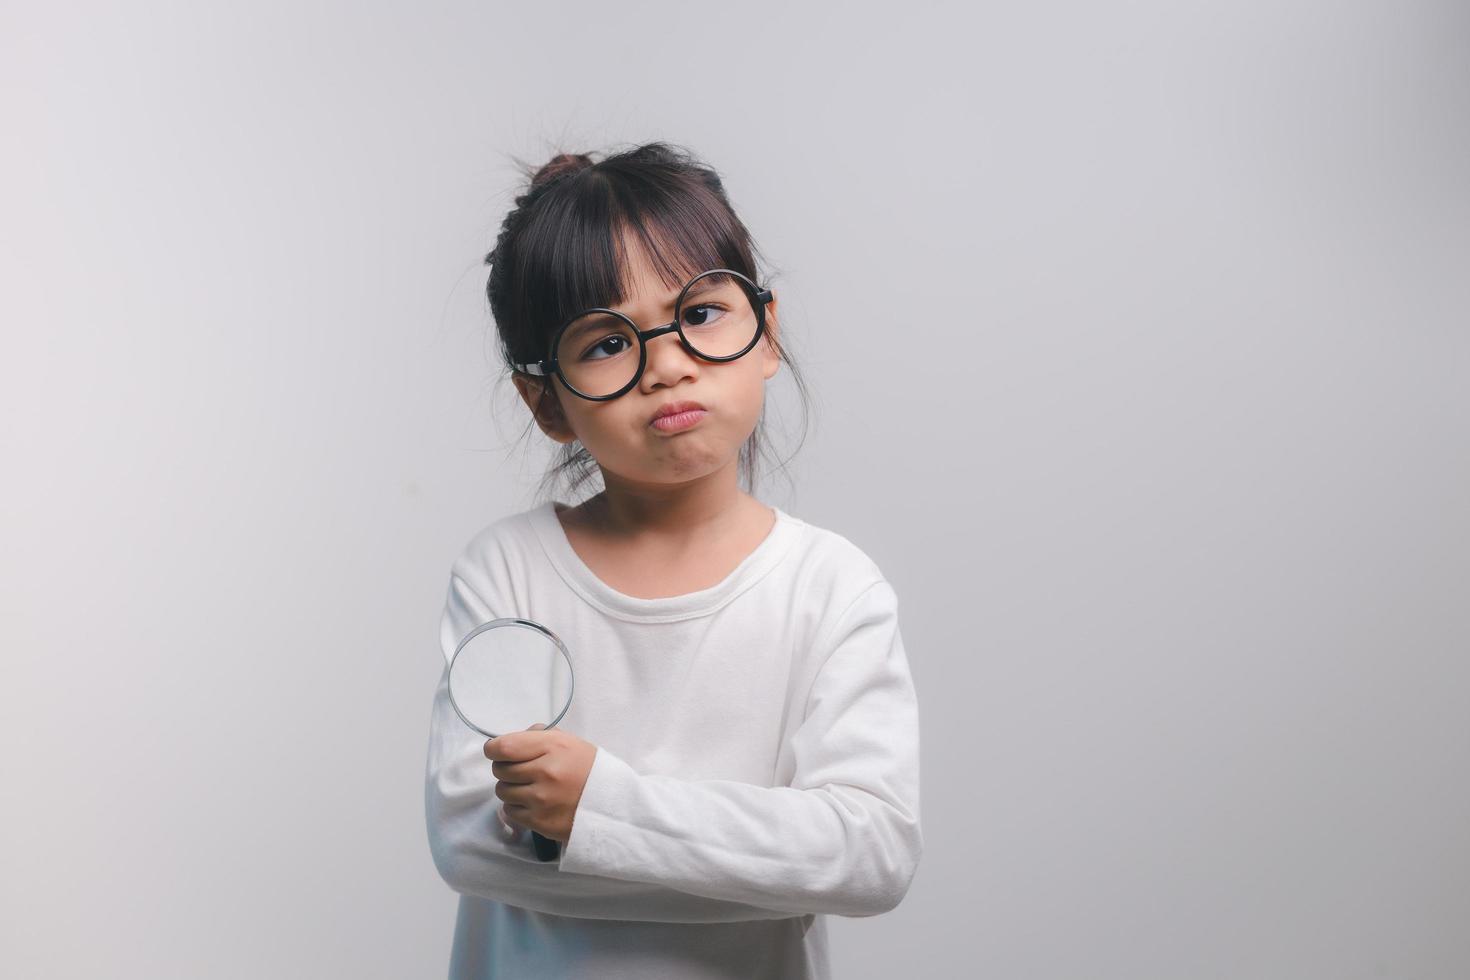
[513,233,781,489]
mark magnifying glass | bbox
[447,617,576,862]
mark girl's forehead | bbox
[617,253,692,308]
[622,226,701,282]
[602,231,705,313]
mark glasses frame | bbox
[509,268,774,402]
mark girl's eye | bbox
[581,334,631,361]
[682,304,727,329]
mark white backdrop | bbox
[3,2,1467,977]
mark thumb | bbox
[527,723,547,731]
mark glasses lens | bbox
[556,311,640,397]
[679,273,761,359]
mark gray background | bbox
[3,1,1467,977]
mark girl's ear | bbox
[761,292,781,381]
[511,373,578,445]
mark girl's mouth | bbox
[650,409,708,433]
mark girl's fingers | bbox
[498,805,525,841]
[491,759,534,782]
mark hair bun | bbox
[531,152,594,188]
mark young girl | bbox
[425,141,922,979]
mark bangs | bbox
[507,165,757,353]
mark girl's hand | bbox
[484,723,597,845]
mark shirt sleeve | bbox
[424,560,806,923]
[556,579,924,918]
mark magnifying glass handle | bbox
[532,831,561,862]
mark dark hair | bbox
[483,141,813,504]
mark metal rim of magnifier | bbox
[446,617,576,739]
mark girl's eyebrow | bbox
[681,277,722,298]
[604,295,678,322]
[607,277,712,321]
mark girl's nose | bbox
[639,329,700,391]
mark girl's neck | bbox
[573,463,761,542]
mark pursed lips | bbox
[649,401,709,431]
[649,400,707,425]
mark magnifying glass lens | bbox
[448,620,573,737]
[446,618,576,864]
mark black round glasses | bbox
[509,268,774,401]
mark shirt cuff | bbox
[557,744,638,875]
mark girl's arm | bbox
[424,567,807,923]
[554,579,923,918]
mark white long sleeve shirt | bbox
[424,500,923,979]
